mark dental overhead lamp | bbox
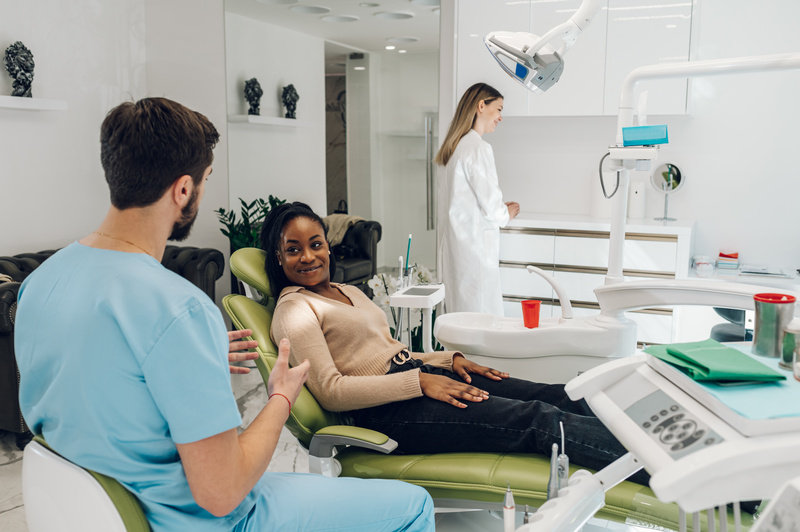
[484,0,603,93]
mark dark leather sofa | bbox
[329,220,382,294]
[0,245,225,448]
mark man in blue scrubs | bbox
[15,97,434,531]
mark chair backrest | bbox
[23,436,150,532]
[225,248,343,448]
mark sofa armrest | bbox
[161,246,225,301]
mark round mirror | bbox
[650,163,684,194]
[650,163,684,221]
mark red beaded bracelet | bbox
[269,392,292,409]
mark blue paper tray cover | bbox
[622,125,669,146]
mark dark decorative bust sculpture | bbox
[4,41,35,97]
[243,78,263,116]
[282,84,299,119]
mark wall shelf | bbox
[0,95,68,111]
[228,114,311,127]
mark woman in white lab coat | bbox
[434,83,520,316]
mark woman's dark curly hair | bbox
[259,201,336,297]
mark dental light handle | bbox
[526,265,573,319]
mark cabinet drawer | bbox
[500,265,554,300]
[629,311,674,345]
[552,271,605,303]
[499,231,555,263]
[554,235,678,273]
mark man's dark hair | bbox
[100,97,220,209]
[259,201,337,297]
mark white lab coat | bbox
[438,130,509,316]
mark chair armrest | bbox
[309,425,397,459]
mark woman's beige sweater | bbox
[271,284,456,412]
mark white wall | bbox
[144,0,231,305]
[482,0,800,271]
[224,12,326,215]
[373,51,439,270]
[0,0,147,254]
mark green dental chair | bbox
[223,248,752,531]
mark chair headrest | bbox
[230,248,273,298]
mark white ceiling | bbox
[224,0,441,74]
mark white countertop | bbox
[507,212,695,236]
[689,268,800,292]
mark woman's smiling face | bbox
[278,216,330,289]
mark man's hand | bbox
[227,329,259,374]
[267,338,310,407]
[452,354,509,384]
[419,372,489,409]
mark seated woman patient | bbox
[262,202,643,479]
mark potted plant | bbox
[215,196,286,293]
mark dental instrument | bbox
[557,422,569,490]
[404,234,412,277]
[546,443,559,500]
[503,482,515,532]
[484,0,602,93]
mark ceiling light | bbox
[411,0,439,5]
[289,5,330,14]
[398,50,407,54]
[385,45,396,50]
[387,36,418,44]
[359,2,379,6]
[354,66,366,70]
[375,11,414,20]
[322,15,360,22]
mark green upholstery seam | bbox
[393,454,432,479]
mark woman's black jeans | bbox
[350,359,649,485]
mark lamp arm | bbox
[528,0,603,57]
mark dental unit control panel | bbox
[624,388,724,461]
[565,354,800,513]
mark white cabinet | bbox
[500,214,695,344]
[603,0,693,115]
[454,0,693,117]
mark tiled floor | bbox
[0,365,309,531]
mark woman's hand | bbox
[419,372,489,409]
[505,201,520,221]
[227,329,259,374]
[267,338,310,407]
[452,354,509,384]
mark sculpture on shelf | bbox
[243,77,263,116]
[4,41,35,98]
[282,84,299,119]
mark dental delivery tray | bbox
[389,283,445,309]
[645,346,800,438]
[565,351,800,512]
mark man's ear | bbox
[172,175,194,207]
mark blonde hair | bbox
[434,83,503,167]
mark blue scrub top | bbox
[15,243,253,531]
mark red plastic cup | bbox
[521,300,541,329]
